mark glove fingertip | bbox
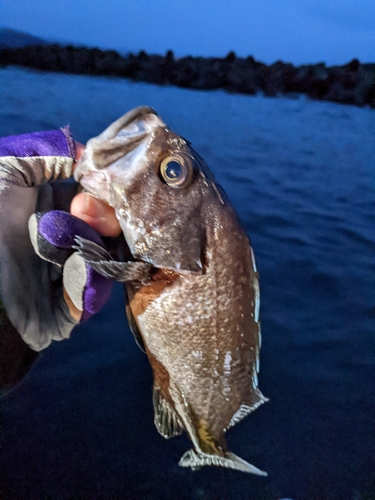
[63,253,113,323]
[81,265,114,321]
[29,212,72,265]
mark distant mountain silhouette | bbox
[0,28,49,49]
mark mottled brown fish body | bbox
[126,188,266,471]
[74,106,268,474]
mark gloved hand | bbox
[29,210,114,324]
[0,127,121,390]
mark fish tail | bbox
[179,449,267,476]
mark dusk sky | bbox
[0,0,374,65]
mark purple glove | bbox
[0,127,116,390]
[29,210,114,323]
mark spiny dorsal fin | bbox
[153,384,183,439]
[73,236,151,283]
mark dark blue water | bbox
[1,67,374,500]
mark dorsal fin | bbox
[73,236,151,283]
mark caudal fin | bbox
[179,449,267,476]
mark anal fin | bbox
[153,384,183,439]
[179,449,267,476]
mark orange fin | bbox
[125,300,145,352]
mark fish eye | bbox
[164,161,182,180]
[159,154,193,188]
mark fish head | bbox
[74,106,223,273]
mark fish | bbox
[73,106,268,475]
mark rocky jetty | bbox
[0,44,374,107]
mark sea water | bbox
[1,67,374,500]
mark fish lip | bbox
[119,106,158,128]
[74,107,158,183]
[77,170,111,200]
[105,106,159,138]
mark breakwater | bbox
[1,44,374,108]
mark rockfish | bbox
[74,106,268,474]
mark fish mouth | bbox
[95,105,163,145]
[113,106,158,130]
[74,106,164,193]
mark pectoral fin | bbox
[124,299,146,352]
[73,236,151,283]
